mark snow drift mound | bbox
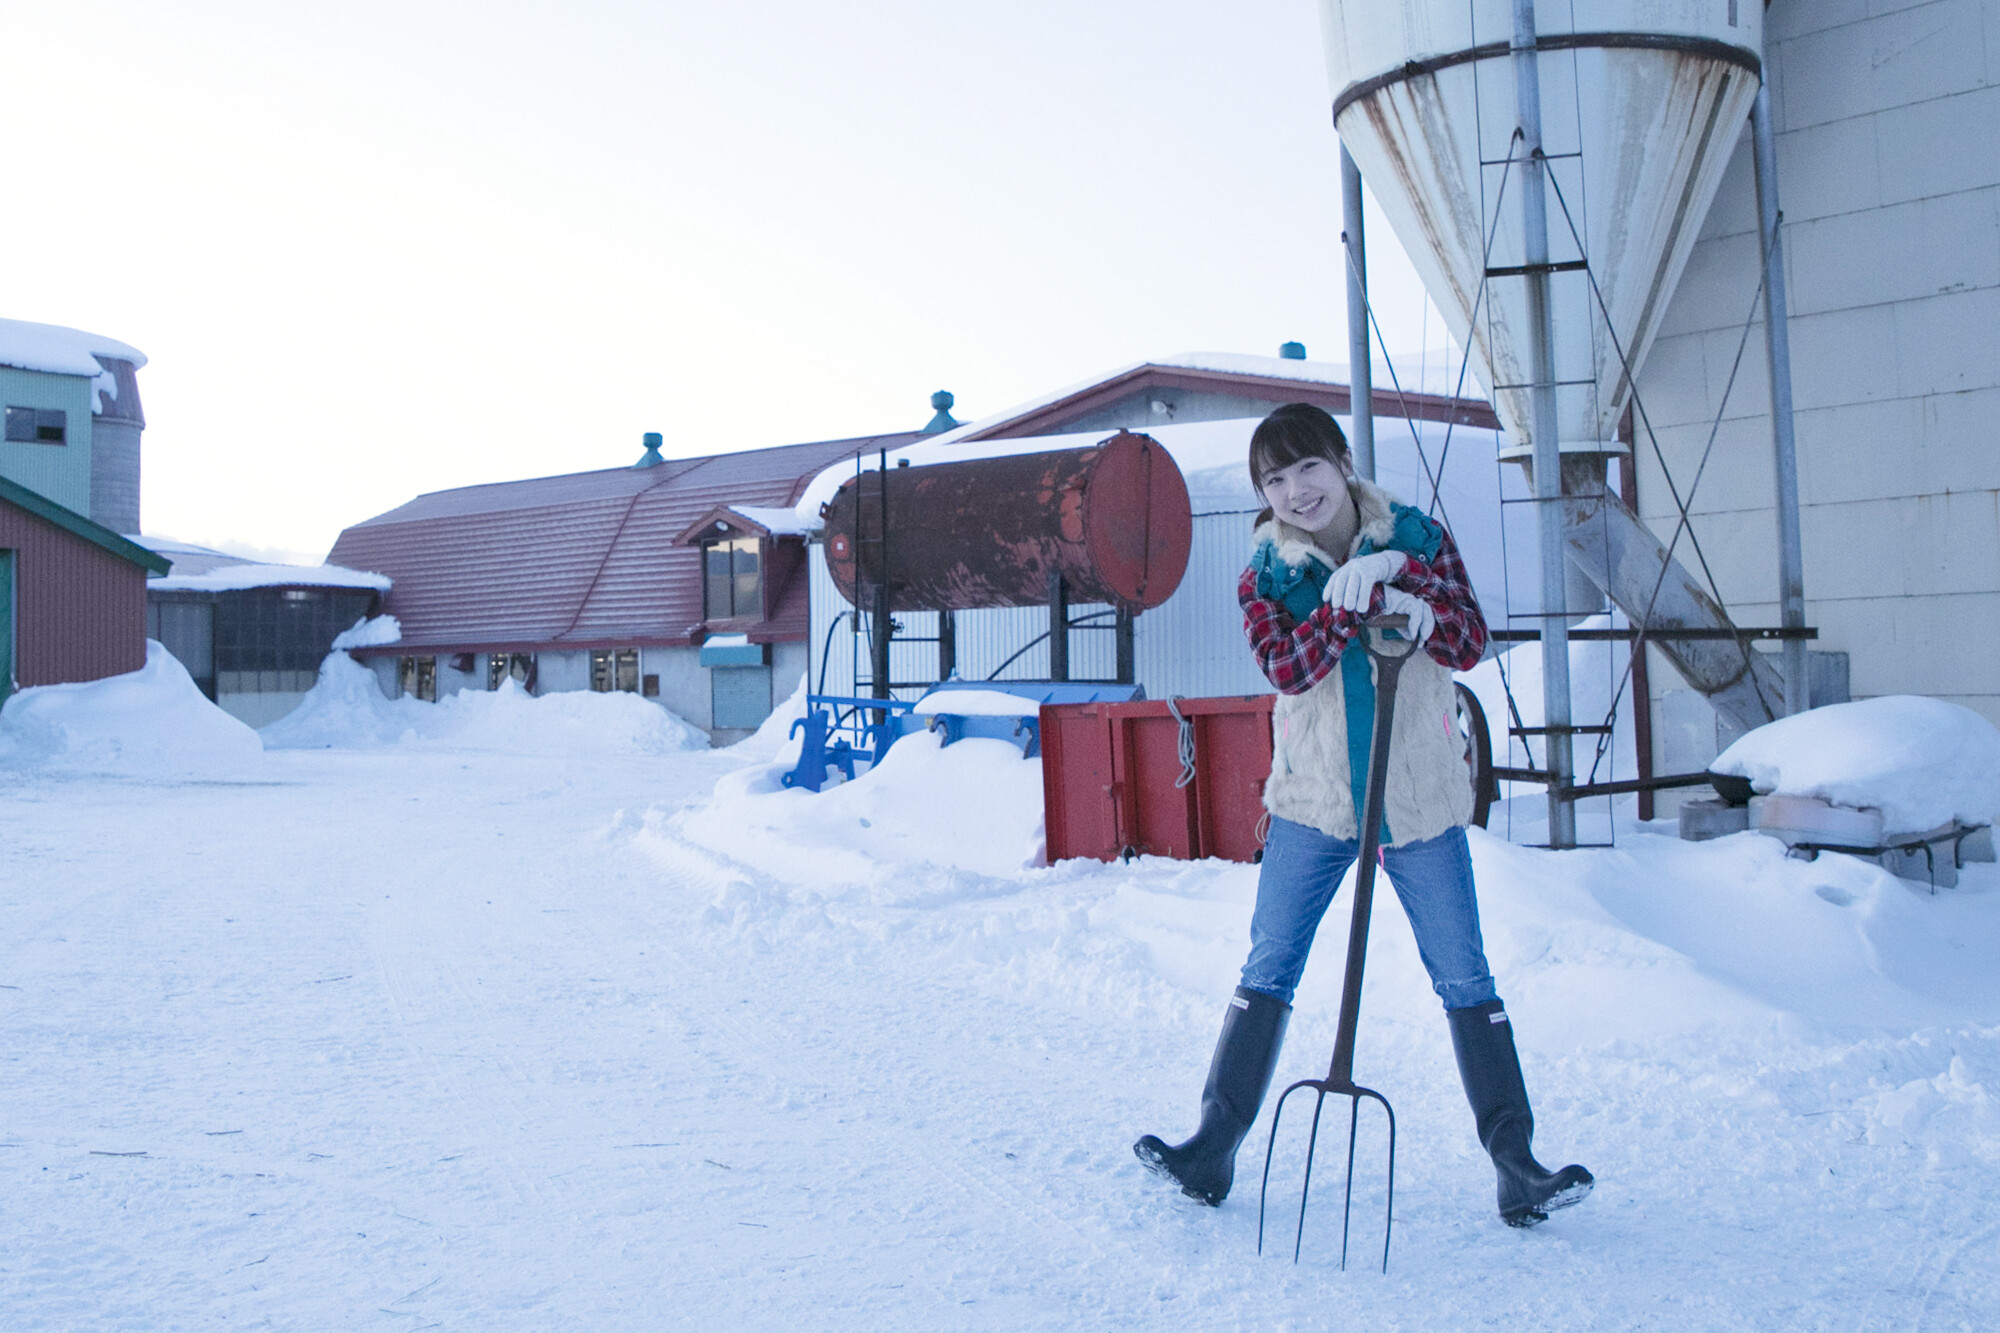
[1713,696,2000,833]
[0,640,263,776]
[262,651,708,754]
[674,728,1044,890]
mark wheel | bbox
[1453,682,1495,829]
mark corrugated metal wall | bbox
[0,499,149,688]
[806,510,1270,702]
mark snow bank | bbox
[652,714,2000,1045]
[1713,696,2000,833]
[675,728,1045,894]
[0,641,262,776]
[261,652,709,754]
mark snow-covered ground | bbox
[4,654,1999,1329]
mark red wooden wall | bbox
[0,499,150,688]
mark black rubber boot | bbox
[1134,986,1290,1206]
[1448,1000,1593,1227]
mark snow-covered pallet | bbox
[1687,696,2000,890]
[1747,793,1994,891]
[1680,791,1993,889]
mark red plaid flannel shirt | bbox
[1239,526,1489,695]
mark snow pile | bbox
[0,641,262,776]
[1713,696,2000,833]
[330,614,401,649]
[255,651,415,748]
[673,729,1045,896]
[261,651,708,754]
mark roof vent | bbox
[921,390,960,435]
[635,431,665,469]
[1278,341,1307,360]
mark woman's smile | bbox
[1260,456,1350,534]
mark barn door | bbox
[0,550,14,707]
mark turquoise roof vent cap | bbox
[921,390,960,434]
[635,431,666,468]
[1279,341,1307,360]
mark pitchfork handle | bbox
[1324,614,1424,1089]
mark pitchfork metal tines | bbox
[1257,616,1420,1272]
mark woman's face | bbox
[1259,454,1350,532]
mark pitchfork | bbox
[1257,614,1421,1272]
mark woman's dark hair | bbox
[1249,402,1350,524]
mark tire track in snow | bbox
[609,827,1119,1277]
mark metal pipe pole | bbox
[1511,0,1575,847]
[1751,84,1809,716]
[1341,145,1376,482]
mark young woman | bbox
[1134,402,1592,1228]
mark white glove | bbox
[1323,549,1406,613]
[1378,586,1437,645]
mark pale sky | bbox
[9,1,1450,562]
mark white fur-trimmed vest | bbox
[1255,478,1475,846]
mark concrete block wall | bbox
[1633,0,2000,737]
[645,645,711,732]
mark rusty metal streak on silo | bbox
[821,430,1193,613]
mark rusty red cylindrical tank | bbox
[822,430,1192,611]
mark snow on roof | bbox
[915,350,1408,452]
[726,504,814,536]
[0,316,147,376]
[150,562,391,594]
[132,535,258,580]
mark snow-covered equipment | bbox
[780,693,918,793]
[1258,617,1416,1271]
[1317,0,1810,844]
[910,680,1142,757]
[1706,696,2000,889]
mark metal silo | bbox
[89,355,146,536]
[1322,1,1761,456]
[1319,1,1775,843]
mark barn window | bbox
[399,655,437,702]
[488,652,536,691]
[702,537,762,620]
[212,586,378,693]
[590,648,640,693]
[4,407,66,444]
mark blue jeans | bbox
[1241,817,1499,1011]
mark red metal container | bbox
[822,430,1192,611]
[1040,694,1275,864]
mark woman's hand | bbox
[1378,587,1437,645]
[1323,550,1406,613]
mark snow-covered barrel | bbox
[1319,1,1762,458]
[821,430,1192,612]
